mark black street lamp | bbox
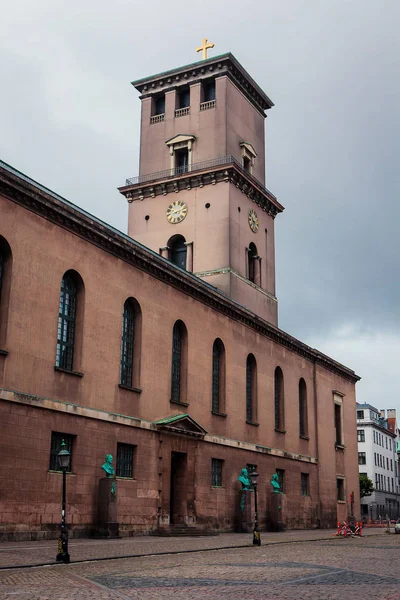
[56,439,71,563]
[250,470,261,546]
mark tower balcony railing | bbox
[125,155,276,200]
[200,100,216,111]
[150,113,165,124]
[175,107,190,118]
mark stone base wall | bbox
[0,398,347,541]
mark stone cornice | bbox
[0,161,360,383]
[119,163,283,219]
[131,53,274,116]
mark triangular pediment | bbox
[166,134,196,146]
[154,413,207,437]
[240,141,258,158]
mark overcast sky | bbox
[1,0,399,414]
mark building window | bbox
[211,458,223,487]
[247,242,258,283]
[204,81,216,102]
[357,410,364,420]
[0,237,12,346]
[246,353,257,423]
[392,478,394,492]
[373,431,376,443]
[299,378,308,438]
[334,400,343,446]
[212,338,225,414]
[170,320,188,404]
[240,142,257,175]
[374,453,377,466]
[274,367,285,431]
[391,459,393,471]
[390,438,392,450]
[358,452,366,465]
[49,432,74,472]
[357,430,365,443]
[175,148,189,173]
[337,478,345,501]
[120,299,137,388]
[170,235,187,270]
[276,469,285,493]
[386,437,388,449]
[56,272,83,371]
[178,88,190,109]
[375,473,379,490]
[154,95,165,116]
[116,443,135,478]
[387,457,389,470]
[301,473,309,496]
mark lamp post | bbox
[56,439,71,563]
[250,470,261,546]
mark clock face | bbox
[248,208,259,233]
[166,200,188,224]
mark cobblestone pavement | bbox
[0,528,386,568]
[0,534,399,599]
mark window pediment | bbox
[166,134,196,147]
[240,142,257,159]
[154,413,207,437]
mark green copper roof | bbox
[154,414,188,425]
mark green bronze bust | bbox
[238,468,251,513]
[238,468,251,491]
[101,454,115,478]
[270,473,281,492]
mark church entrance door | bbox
[170,451,187,524]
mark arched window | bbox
[212,338,226,414]
[120,298,142,389]
[171,320,188,404]
[274,366,285,431]
[248,243,257,283]
[299,378,308,438]
[0,236,12,348]
[170,236,187,270]
[246,354,257,423]
[56,271,84,372]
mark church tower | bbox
[119,46,284,325]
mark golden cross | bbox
[196,38,214,60]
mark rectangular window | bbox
[358,452,366,465]
[276,469,285,493]
[391,459,393,471]
[390,438,392,450]
[375,473,379,490]
[337,478,345,501]
[373,431,376,443]
[387,457,389,470]
[49,432,74,472]
[334,402,343,445]
[301,472,309,496]
[357,410,364,420]
[211,458,223,487]
[374,452,377,466]
[392,478,394,492]
[357,430,365,442]
[386,438,388,449]
[116,443,135,478]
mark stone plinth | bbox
[267,492,285,532]
[96,478,120,538]
[235,490,253,533]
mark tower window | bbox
[175,148,189,174]
[178,89,190,109]
[170,236,187,270]
[154,95,165,116]
[243,157,251,172]
[247,242,257,283]
[204,81,216,102]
